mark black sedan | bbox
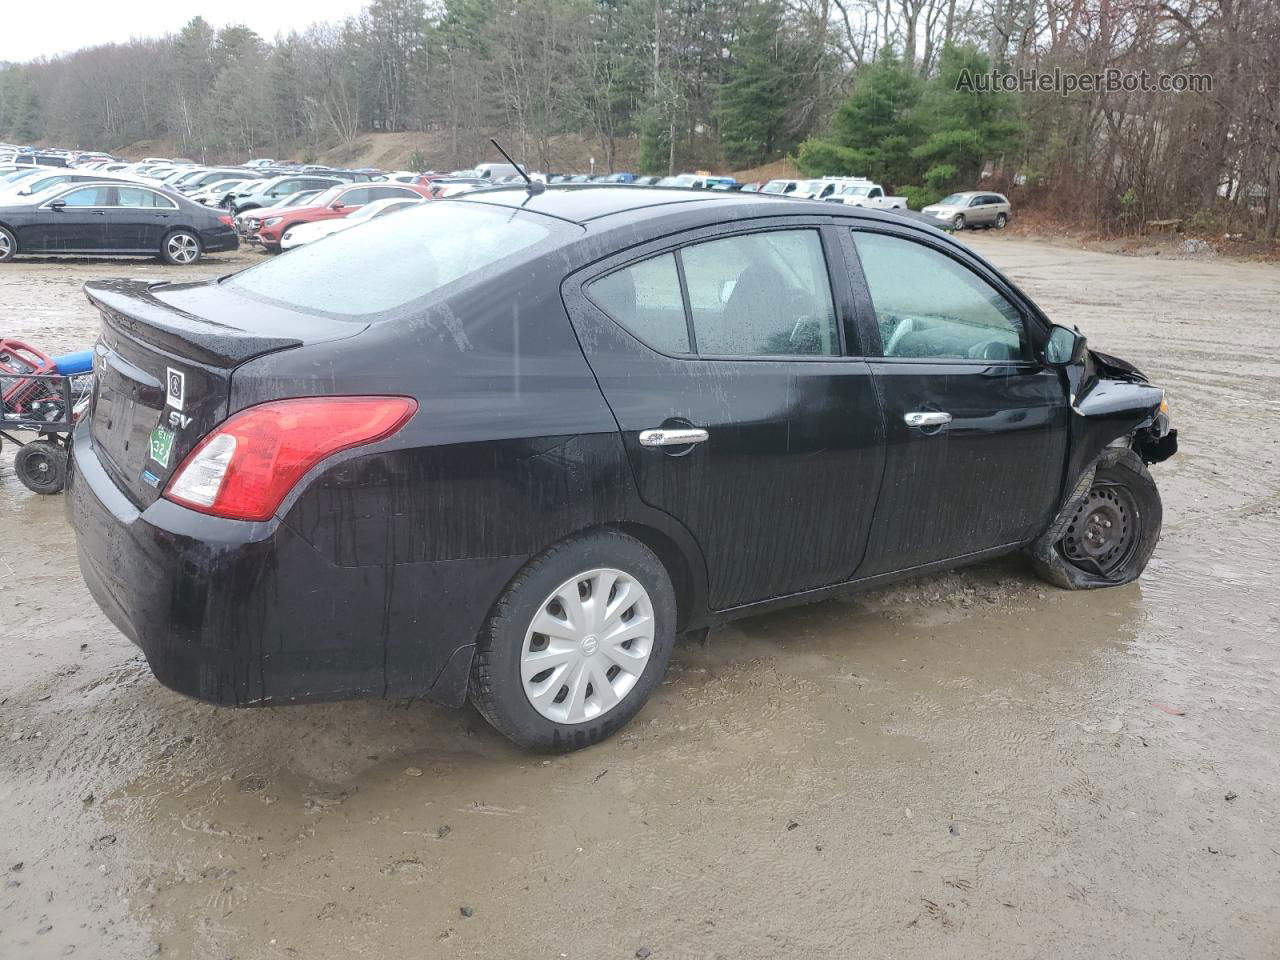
[0,181,238,264]
[66,187,1176,751]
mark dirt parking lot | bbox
[1,237,1278,960]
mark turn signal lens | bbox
[164,396,417,521]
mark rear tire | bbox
[995,212,1008,229]
[470,530,677,752]
[0,225,16,262]
[160,229,202,265]
[1031,447,1162,590]
[14,440,68,494]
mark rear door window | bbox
[681,230,838,356]
[116,187,175,209]
[587,254,690,355]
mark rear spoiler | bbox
[84,279,302,368]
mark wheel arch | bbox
[609,520,707,633]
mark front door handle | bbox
[904,411,952,428]
[639,427,709,447]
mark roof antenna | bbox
[490,138,544,195]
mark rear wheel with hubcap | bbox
[160,230,202,265]
[995,212,1008,229]
[470,530,676,751]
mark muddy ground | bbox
[1,237,1278,960]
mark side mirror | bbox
[1044,324,1087,366]
[331,201,345,210]
[49,199,66,210]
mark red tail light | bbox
[218,215,234,226]
[164,396,417,521]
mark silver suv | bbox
[921,191,1011,230]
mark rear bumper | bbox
[200,227,239,254]
[66,426,521,708]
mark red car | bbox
[253,183,433,251]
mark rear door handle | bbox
[639,427,709,447]
[904,411,952,428]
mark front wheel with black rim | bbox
[0,225,17,262]
[1031,447,1162,589]
[160,229,202,265]
[14,440,68,494]
[470,530,677,752]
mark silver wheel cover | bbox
[0,231,11,257]
[167,233,198,263]
[520,567,655,725]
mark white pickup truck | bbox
[823,179,908,210]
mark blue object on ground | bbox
[53,350,94,375]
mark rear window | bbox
[225,201,578,318]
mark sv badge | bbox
[168,410,192,430]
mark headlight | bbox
[263,217,282,227]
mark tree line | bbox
[0,0,1276,236]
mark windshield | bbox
[841,184,871,196]
[938,194,968,205]
[760,180,791,194]
[796,180,826,194]
[309,186,344,207]
[269,191,319,209]
[1,168,43,186]
[226,202,579,318]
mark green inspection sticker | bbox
[149,425,176,468]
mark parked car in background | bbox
[599,173,637,183]
[231,175,344,213]
[425,177,487,198]
[760,178,801,196]
[632,175,663,186]
[0,170,139,202]
[825,179,908,210]
[234,191,325,240]
[175,168,265,194]
[66,185,1175,754]
[251,183,433,251]
[921,191,1011,230]
[0,181,237,263]
[189,179,253,207]
[279,196,425,250]
[656,173,736,190]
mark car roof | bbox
[461,183,896,226]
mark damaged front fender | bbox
[1064,349,1177,490]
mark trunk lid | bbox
[84,278,365,507]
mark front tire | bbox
[952,214,966,230]
[470,530,677,752]
[1031,447,1162,589]
[160,229,202,265]
[0,225,16,262]
[14,440,68,494]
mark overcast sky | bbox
[0,0,369,63]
